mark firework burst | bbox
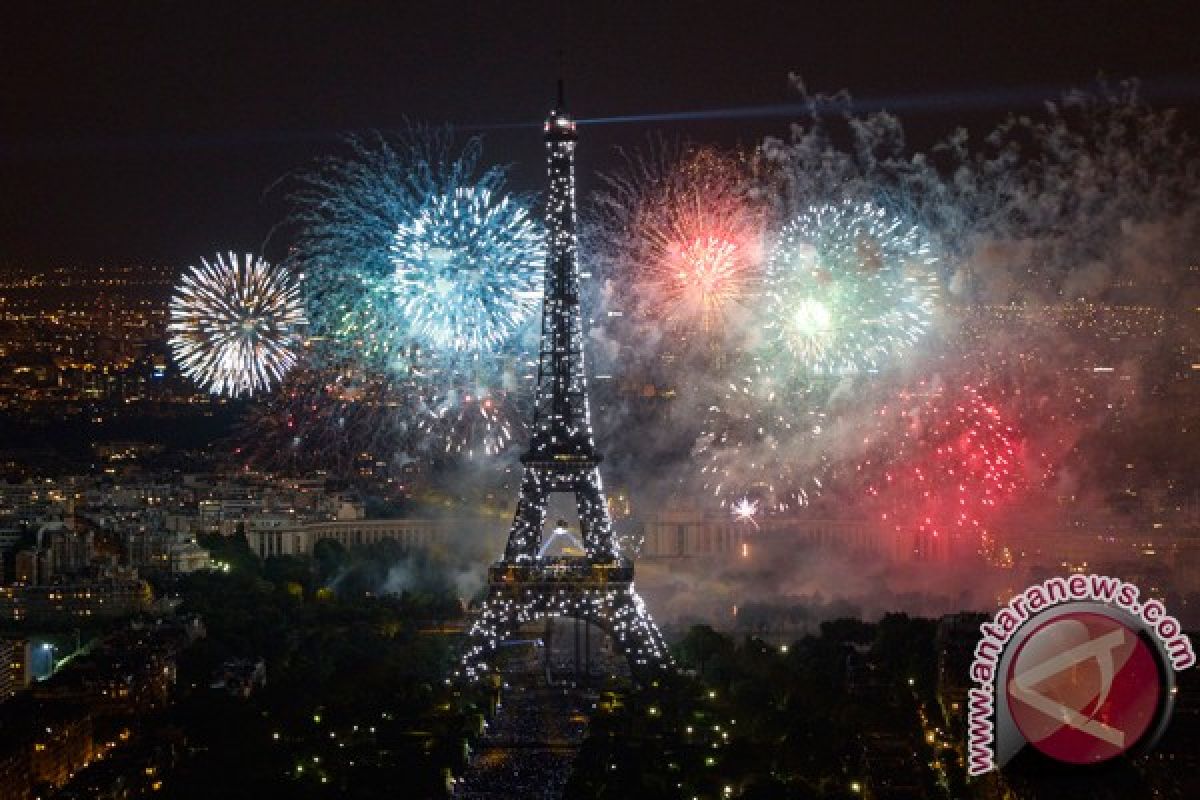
[235,358,424,475]
[763,201,938,376]
[278,130,543,460]
[694,364,827,513]
[390,186,543,355]
[168,252,305,397]
[731,496,761,529]
[415,381,528,460]
[284,130,543,368]
[592,144,763,335]
[857,382,1021,556]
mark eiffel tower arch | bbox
[458,90,670,684]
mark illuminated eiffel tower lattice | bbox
[458,92,670,683]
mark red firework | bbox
[597,146,763,334]
[857,383,1021,558]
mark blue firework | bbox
[281,129,543,458]
[284,130,543,368]
[390,186,543,354]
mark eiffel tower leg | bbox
[576,468,616,560]
[585,608,591,686]
[617,588,671,679]
[590,586,671,683]
[576,614,585,681]
[505,468,547,562]
[459,586,671,685]
[459,593,525,682]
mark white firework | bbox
[764,201,939,376]
[168,252,306,397]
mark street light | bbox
[40,643,58,680]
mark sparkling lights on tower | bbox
[458,90,670,683]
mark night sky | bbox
[3,1,1198,269]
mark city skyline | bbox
[2,5,1200,798]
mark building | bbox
[219,511,295,537]
[0,743,31,800]
[0,638,31,702]
[0,578,150,623]
[245,517,470,560]
[641,509,744,558]
[10,549,49,586]
[30,704,94,790]
[211,658,266,698]
[40,525,93,575]
[641,508,893,559]
[0,529,23,564]
[126,530,210,574]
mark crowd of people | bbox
[453,638,599,798]
[452,687,589,798]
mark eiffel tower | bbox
[459,89,670,683]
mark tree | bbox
[676,625,733,678]
[313,538,350,586]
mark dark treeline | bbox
[154,536,479,799]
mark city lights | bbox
[4,15,1200,798]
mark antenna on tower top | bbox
[556,49,566,109]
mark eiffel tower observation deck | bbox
[458,89,670,683]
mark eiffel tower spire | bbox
[528,99,594,464]
[457,89,670,684]
[499,96,617,564]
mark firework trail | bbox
[694,362,828,513]
[168,252,305,397]
[236,359,423,476]
[415,380,527,460]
